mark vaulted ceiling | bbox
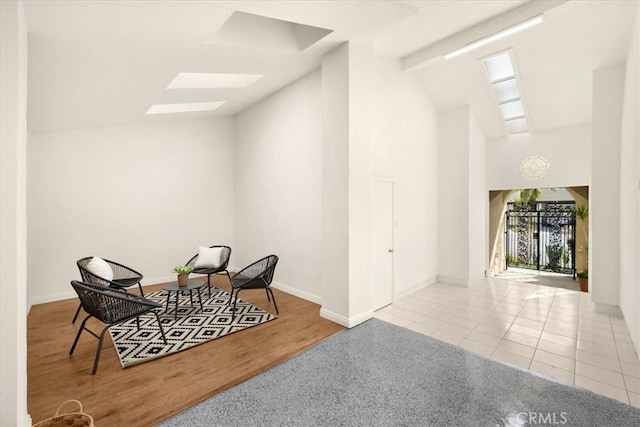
[24,1,638,139]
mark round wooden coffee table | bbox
[163,279,205,320]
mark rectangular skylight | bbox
[500,99,525,120]
[145,101,225,115]
[482,50,531,134]
[484,52,515,82]
[167,73,263,89]
[492,78,520,102]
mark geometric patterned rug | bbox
[109,285,277,368]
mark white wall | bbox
[234,47,440,324]
[468,114,487,279]
[234,70,323,303]
[487,123,591,191]
[636,6,640,355]
[346,42,374,321]
[318,42,376,327]
[28,118,234,303]
[321,45,350,319]
[438,107,471,284]
[0,0,30,424]
[591,64,626,308]
[619,9,640,354]
[234,46,441,324]
[372,57,439,298]
[438,107,488,285]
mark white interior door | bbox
[373,179,393,310]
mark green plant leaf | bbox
[173,265,194,275]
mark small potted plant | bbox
[573,204,589,292]
[173,265,194,287]
[577,268,588,292]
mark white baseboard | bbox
[143,271,323,307]
[593,302,623,316]
[394,276,438,300]
[438,272,486,287]
[229,266,321,305]
[271,281,321,305]
[214,266,322,305]
[437,275,469,287]
[21,413,31,427]
[141,275,175,286]
[30,290,77,305]
[319,308,373,328]
[28,272,320,309]
[30,275,176,306]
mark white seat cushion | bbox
[86,256,114,281]
[194,246,223,269]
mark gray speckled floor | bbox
[158,318,640,426]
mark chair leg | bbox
[69,315,91,355]
[135,317,140,330]
[207,274,212,298]
[137,282,145,296]
[153,311,168,344]
[227,288,235,306]
[92,325,110,375]
[267,287,279,315]
[265,289,271,302]
[72,302,83,324]
[225,271,233,290]
[231,289,242,321]
[196,288,204,312]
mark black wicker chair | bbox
[229,255,279,320]
[185,245,232,298]
[69,280,167,375]
[72,257,144,323]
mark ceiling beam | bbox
[401,0,569,71]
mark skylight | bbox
[145,101,225,115]
[482,51,529,134]
[499,99,525,120]
[484,53,515,81]
[492,78,520,103]
[167,73,263,89]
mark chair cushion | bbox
[194,246,223,269]
[86,256,114,281]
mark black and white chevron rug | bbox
[109,286,277,368]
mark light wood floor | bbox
[28,276,344,425]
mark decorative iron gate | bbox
[505,201,576,276]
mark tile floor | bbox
[374,277,640,407]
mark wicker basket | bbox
[33,400,94,427]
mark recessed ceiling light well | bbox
[444,14,544,60]
[167,73,263,89]
[208,11,333,52]
[145,101,225,115]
